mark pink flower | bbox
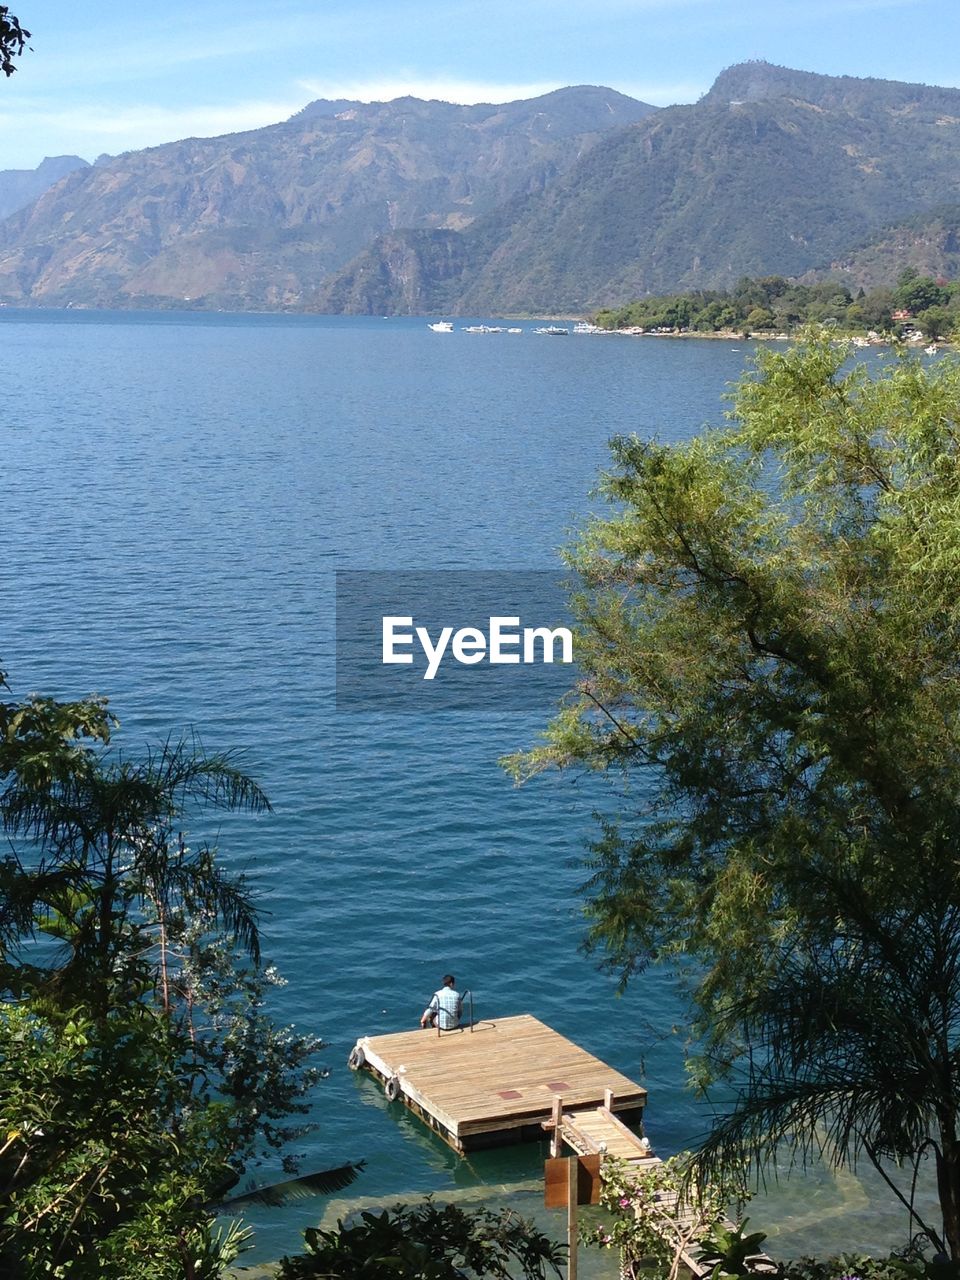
[619,1196,632,1208]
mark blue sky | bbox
[0,0,953,170]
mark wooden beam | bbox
[550,1095,562,1158]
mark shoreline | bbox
[590,326,950,349]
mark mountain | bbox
[319,62,960,314]
[0,155,89,221]
[806,207,960,291]
[0,87,653,309]
[9,63,960,316]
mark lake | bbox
[0,311,914,1263]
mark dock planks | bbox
[353,1013,647,1152]
[560,1105,655,1161]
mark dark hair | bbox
[443,974,455,986]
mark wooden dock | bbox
[353,1011,775,1279]
[350,1013,647,1153]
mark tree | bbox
[0,672,113,792]
[858,286,895,331]
[895,273,948,314]
[744,305,774,331]
[916,304,955,340]
[0,1000,249,1279]
[508,334,960,1258]
[0,6,28,76]
[0,673,323,1272]
[0,737,269,1008]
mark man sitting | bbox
[420,974,462,1030]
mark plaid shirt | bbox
[425,986,462,1029]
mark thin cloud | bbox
[0,99,306,157]
[621,81,709,106]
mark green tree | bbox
[917,304,955,340]
[0,671,113,793]
[0,674,323,1273]
[508,334,960,1258]
[744,305,774,331]
[0,737,270,1038]
[895,273,948,314]
[0,1000,248,1279]
[858,286,895,331]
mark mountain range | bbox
[3,62,960,314]
[0,88,651,310]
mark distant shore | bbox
[588,326,951,348]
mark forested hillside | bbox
[322,62,960,315]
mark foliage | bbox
[507,334,960,1257]
[0,6,28,76]
[917,304,955,340]
[697,1220,768,1276]
[0,1000,250,1278]
[0,670,323,1273]
[895,268,950,314]
[583,1156,730,1280]
[171,918,325,1174]
[592,272,960,338]
[277,1198,567,1279]
[0,670,113,793]
[780,1251,960,1280]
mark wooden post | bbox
[550,1095,562,1158]
[567,1153,578,1280]
[604,1087,614,1111]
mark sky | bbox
[0,0,955,171]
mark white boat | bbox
[461,325,503,333]
[573,321,602,334]
[507,327,523,334]
[428,321,454,333]
[534,326,569,336]
[926,344,939,355]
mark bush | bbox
[278,1199,566,1279]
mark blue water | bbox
[0,312,909,1262]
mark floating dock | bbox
[353,1012,776,1278]
[350,1013,647,1153]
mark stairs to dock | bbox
[547,1096,777,1280]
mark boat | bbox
[926,344,939,355]
[461,325,503,334]
[573,321,602,334]
[533,326,569,336]
[507,327,523,334]
[428,321,454,333]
